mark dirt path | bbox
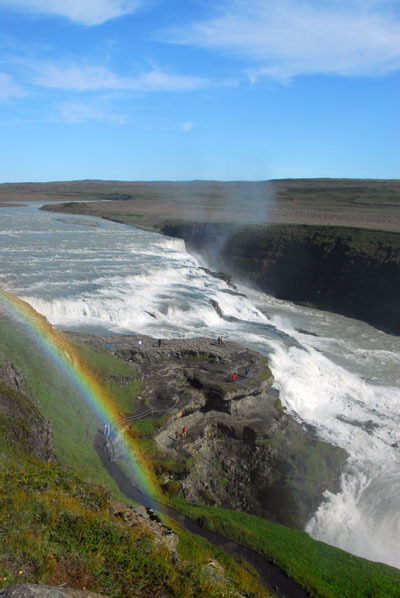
[94,430,309,598]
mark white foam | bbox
[153,237,187,252]
[267,338,400,567]
[307,464,400,568]
[24,295,158,332]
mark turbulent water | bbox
[1,202,400,569]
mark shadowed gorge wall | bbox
[162,223,400,334]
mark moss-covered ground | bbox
[0,456,265,597]
[225,224,400,263]
[172,502,400,598]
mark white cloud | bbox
[32,62,208,92]
[168,0,400,80]
[180,121,193,132]
[58,101,103,123]
[110,113,128,125]
[0,0,145,26]
[57,101,127,124]
[0,73,26,101]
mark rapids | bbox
[1,202,399,568]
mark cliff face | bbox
[162,223,400,334]
[73,332,347,530]
[0,356,55,461]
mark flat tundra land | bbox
[1,178,400,232]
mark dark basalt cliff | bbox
[0,357,54,461]
[70,332,347,530]
[162,223,400,334]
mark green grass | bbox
[170,502,400,598]
[227,224,400,262]
[0,320,140,494]
[0,459,266,597]
[122,407,400,598]
[71,341,142,414]
[0,314,269,597]
[2,310,400,598]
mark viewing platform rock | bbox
[67,331,347,530]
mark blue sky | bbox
[0,0,399,182]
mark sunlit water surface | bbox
[1,203,400,568]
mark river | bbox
[1,202,399,569]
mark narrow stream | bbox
[94,431,308,598]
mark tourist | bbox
[232,373,237,382]
[138,339,142,350]
[182,426,186,437]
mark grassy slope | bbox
[0,438,264,597]
[173,503,400,598]
[2,310,400,597]
[0,319,141,494]
[0,318,266,597]
[130,419,400,598]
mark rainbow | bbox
[0,288,161,506]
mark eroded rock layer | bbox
[70,332,347,529]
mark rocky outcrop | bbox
[0,358,55,461]
[69,332,347,529]
[0,585,108,598]
[199,267,235,287]
[161,222,400,334]
[155,387,346,529]
[109,501,179,560]
[0,357,26,394]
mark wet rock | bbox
[199,267,235,287]
[210,299,224,318]
[202,559,226,584]
[196,515,208,529]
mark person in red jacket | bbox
[232,373,237,382]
